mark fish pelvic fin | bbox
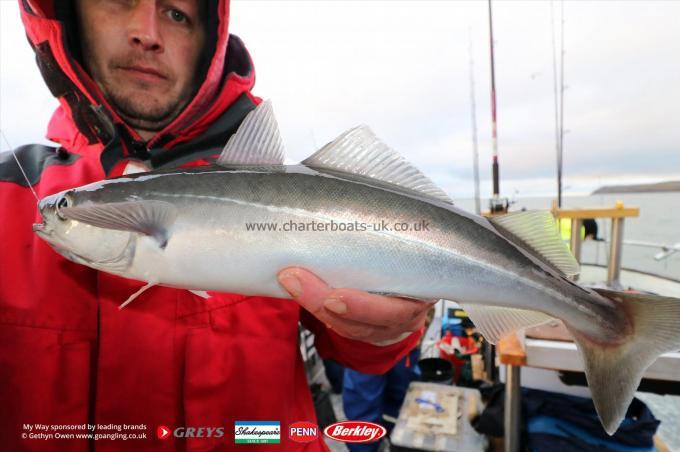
[119,281,156,309]
[567,288,680,435]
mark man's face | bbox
[76,0,206,140]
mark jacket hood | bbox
[18,0,256,153]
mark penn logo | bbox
[323,421,386,443]
[288,421,318,443]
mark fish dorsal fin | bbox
[62,200,177,248]
[459,303,553,344]
[302,125,453,204]
[490,210,580,277]
[217,99,285,166]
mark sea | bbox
[456,191,680,282]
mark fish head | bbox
[33,189,135,273]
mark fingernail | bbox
[324,298,347,315]
[279,271,302,298]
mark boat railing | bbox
[551,200,639,287]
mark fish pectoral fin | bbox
[567,288,680,436]
[457,303,553,345]
[490,210,580,277]
[217,99,286,166]
[62,200,176,248]
[302,125,453,205]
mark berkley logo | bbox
[323,421,386,443]
[288,421,318,443]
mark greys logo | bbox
[157,426,225,439]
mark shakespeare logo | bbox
[234,421,280,444]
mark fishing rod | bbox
[558,0,566,208]
[468,29,481,216]
[487,0,508,214]
[550,1,563,208]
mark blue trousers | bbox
[342,347,420,452]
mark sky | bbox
[1,0,679,199]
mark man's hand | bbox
[278,267,431,345]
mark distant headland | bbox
[592,180,680,194]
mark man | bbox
[342,307,434,452]
[0,1,429,450]
[343,347,421,452]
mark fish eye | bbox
[55,195,70,221]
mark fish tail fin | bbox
[566,288,680,435]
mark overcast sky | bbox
[1,1,679,198]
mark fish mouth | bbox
[32,222,136,274]
[33,223,67,254]
[32,223,71,259]
[32,225,88,266]
[33,223,50,241]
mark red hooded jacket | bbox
[0,1,422,451]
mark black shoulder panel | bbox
[0,145,79,187]
[147,93,257,170]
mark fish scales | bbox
[60,165,625,341]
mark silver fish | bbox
[34,101,680,434]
